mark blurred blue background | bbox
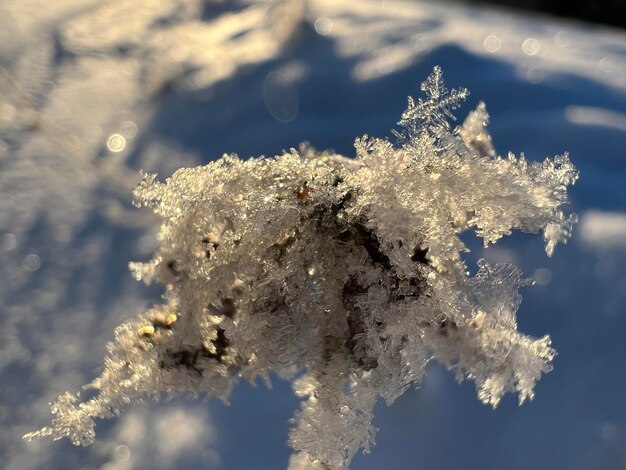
[1,1,625,469]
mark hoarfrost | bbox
[25,67,578,469]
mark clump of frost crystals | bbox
[25,67,578,469]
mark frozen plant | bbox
[25,67,578,470]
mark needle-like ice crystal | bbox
[25,67,578,470]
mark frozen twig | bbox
[25,67,578,470]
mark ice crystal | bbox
[398,65,469,136]
[25,67,578,470]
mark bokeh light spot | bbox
[522,38,540,56]
[107,133,126,152]
[314,17,332,36]
[483,35,501,53]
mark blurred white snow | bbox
[580,210,626,250]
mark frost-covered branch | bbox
[25,67,578,470]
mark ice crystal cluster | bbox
[25,67,578,470]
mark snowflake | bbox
[25,67,578,470]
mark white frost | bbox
[24,67,577,470]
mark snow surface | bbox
[1,0,625,469]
